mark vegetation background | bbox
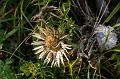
[0,0,120,79]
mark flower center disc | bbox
[45,35,60,51]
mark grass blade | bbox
[0,28,17,44]
[103,1,120,23]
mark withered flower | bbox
[31,26,71,67]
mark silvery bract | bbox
[95,25,117,49]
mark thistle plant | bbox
[31,26,71,67]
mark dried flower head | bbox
[95,24,117,49]
[31,26,71,67]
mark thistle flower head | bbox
[95,24,117,49]
[31,26,71,67]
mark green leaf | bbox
[0,28,17,44]
[0,59,16,79]
[103,1,120,23]
[0,18,15,24]
[111,54,117,60]
[5,58,13,65]
[112,23,120,28]
[112,49,120,52]
[0,60,4,67]
[61,1,71,19]
[20,62,31,76]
